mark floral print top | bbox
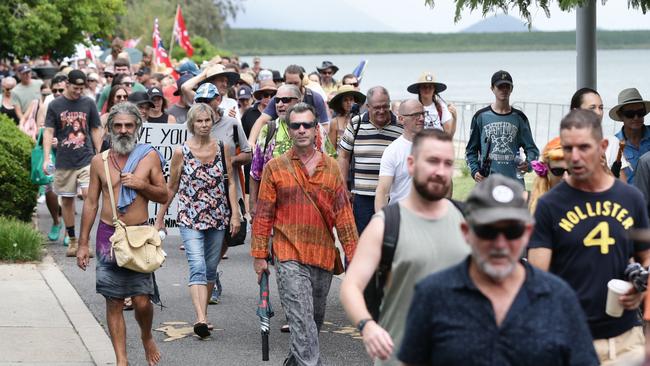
[177,143,230,231]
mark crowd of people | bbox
[3,47,650,366]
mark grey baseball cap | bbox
[465,174,532,225]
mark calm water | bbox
[256,50,650,107]
[256,50,650,149]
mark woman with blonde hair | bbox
[529,137,568,213]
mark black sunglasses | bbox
[344,82,359,87]
[260,92,275,98]
[621,108,647,119]
[549,167,569,177]
[121,82,134,87]
[52,88,65,94]
[472,222,526,240]
[275,97,298,104]
[288,122,316,130]
[104,73,113,78]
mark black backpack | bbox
[363,199,465,321]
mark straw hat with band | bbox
[407,72,447,94]
[253,80,278,100]
[609,88,650,122]
[328,85,366,111]
[200,64,239,86]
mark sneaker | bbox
[48,222,63,241]
[37,195,46,204]
[63,235,69,247]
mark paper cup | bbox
[606,279,633,317]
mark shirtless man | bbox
[76,102,168,366]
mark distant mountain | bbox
[462,14,537,33]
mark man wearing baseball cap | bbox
[465,70,539,186]
[11,64,43,112]
[42,69,102,257]
[398,174,598,365]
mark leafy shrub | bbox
[0,116,37,222]
[0,217,44,261]
[172,35,231,65]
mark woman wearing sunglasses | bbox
[1,76,21,125]
[529,137,568,213]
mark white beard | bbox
[110,133,137,155]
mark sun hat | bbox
[200,64,239,86]
[464,174,532,226]
[328,85,366,111]
[238,73,255,87]
[609,88,650,122]
[252,80,278,100]
[317,61,339,74]
[407,72,447,94]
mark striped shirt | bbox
[339,112,403,196]
[251,148,358,271]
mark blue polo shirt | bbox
[398,258,598,366]
[615,126,650,183]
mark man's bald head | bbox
[398,99,423,115]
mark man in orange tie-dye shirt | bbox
[251,102,357,365]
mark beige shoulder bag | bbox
[102,150,164,273]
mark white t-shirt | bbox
[379,135,412,204]
[220,96,241,122]
[605,135,630,169]
[423,99,451,131]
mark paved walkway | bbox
[0,256,115,365]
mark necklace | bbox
[301,149,317,165]
[110,151,125,173]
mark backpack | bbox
[363,199,466,321]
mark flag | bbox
[173,5,194,57]
[124,37,141,49]
[152,18,173,69]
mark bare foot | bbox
[142,336,160,366]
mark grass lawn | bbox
[452,162,535,201]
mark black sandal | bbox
[194,322,210,338]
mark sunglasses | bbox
[472,222,526,240]
[621,108,647,119]
[344,82,359,87]
[115,94,128,101]
[104,73,114,78]
[52,88,65,94]
[549,167,569,177]
[288,122,317,130]
[121,82,134,87]
[320,71,333,75]
[260,92,275,98]
[275,97,298,104]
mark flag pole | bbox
[169,4,178,58]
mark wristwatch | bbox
[356,318,373,334]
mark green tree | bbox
[425,0,649,23]
[0,0,124,60]
[115,0,242,50]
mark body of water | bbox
[253,50,650,152]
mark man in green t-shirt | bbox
[96,58,147,110]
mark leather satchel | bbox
[102,150,164,273]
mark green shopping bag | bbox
[31,128,55,185]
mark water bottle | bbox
[46,162,55,176]
[158,229,167,241]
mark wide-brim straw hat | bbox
[328,85,366,110]
[609,88,650,121]
[407,72,447,94]
[200,64,239,86]
[252,80,278,99]
[238,72,255,87]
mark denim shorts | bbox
[179,226,225,286]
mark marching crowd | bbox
[4,44,650,366]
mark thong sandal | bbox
[194,322,210,338]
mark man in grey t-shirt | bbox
[11,64,43,112]
[340,129,469,366]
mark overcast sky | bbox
[231,0,650,32]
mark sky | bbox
[231,0,650,33]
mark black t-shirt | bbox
[45,95,100,169]
[529,180,650,339]
[241,103,261,138]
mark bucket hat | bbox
[609,88,650,121]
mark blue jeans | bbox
[352,194,375,235]
[179,227,225,286]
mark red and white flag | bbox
[152,18,173,70]
[173,5,194,57]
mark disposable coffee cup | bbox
[606,279,633,317]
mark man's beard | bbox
[110,132,137,154]
[471,246,521,282]
[412,173,449,202]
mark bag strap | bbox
[101,150,119,223]
[378,203,400,280]
[281,153,335,244]
[263,120,277,155]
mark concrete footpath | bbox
[0,256,115,365]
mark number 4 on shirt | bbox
[583,221,615,254]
